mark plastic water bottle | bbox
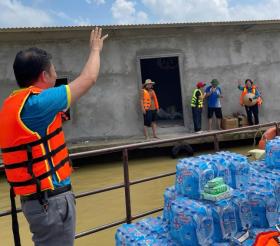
[170,198,213,245]
[163,186,177,224]
[115,224,146,246]
[209,154,231,185]
[210,199,237,242]
[175,159,214,199]
[231,190,252,232]
[247,189,271,228]
[136,217,169,236]
[229,157,250,189]
[265,138,280,169]
[265,193,279,227]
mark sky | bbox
[1,0,280,28]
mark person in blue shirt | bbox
[2,27,108,246]
[204,79,223,130]
[238,79,262,125]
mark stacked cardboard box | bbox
[222,116,239,129]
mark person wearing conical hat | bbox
[238,79,262,125]
[204,79,223,130]
[140,79,160,140]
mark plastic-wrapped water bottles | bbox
[116,151,280,246]
[135,217,169,236]
[228,157,250,190]
[265,138,280,169]
[175,159,214,199]
[250,165,280,206]
[209,199,237,242]
[116,217,179,246]
[231,190,252,232]
[115,224,147,246]
[209,155,231,185]
[247,186,279,228]
[170,198,213,246]
[163,186,177,224]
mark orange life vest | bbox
[253,231,280,246]
[142,89,159,111]
[0,86,72,196]
[240,85,262,106]
[259,127,277,149]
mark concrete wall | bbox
[0,24,280,141]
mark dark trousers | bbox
[192,107,202,132]
[245,104,259,125]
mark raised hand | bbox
[90,27,108,52]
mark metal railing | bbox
[0,121,279,240]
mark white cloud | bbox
[230,0,280,21]
[141,0,280,23]
[86,0,106,5]
[0,0,53,27]
[111,0,148,24]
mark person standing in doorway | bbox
[191,81,206,133]
[204,79,223,130]
[238,79,262,125]
[141,79,160,140]
[0,27,108,246]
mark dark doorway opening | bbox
[140,56,183,127]
[55,78,71,121]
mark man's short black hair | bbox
[13,47,52,88]
[245,79,253,85]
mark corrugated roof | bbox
[1,19,280,32]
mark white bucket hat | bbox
[143,79,155,87]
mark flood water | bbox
[0,144,253,245]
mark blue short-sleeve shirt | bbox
[20,85,71,188]
[205,86,222,108]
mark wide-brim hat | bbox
[211,79,219,86]
[143,79,155,87]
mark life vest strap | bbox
[1,127,62,153]
[10,187,21,246]
[9,156,70,187]
[4,143,67,170]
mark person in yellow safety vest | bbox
[191,82,206,133]
[140,79,160,140]
[238,79,262,125]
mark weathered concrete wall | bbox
[0,24,280,141]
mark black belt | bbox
[20,184,72,202]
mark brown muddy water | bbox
[0,144,254,246]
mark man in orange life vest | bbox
[238,79,262,125]
[141,79,160,140]
[0,27,108,246]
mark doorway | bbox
[55,77,71,121]
[139,56,184,127]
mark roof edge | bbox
[1,19,280,32]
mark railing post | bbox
[122,148,132,224]
[213,134,219,151]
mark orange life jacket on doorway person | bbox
[142,89,159,111]
[253,231,280,246]
[259,127,277,149]
[240,85,263,106]
[0,86,72,196]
